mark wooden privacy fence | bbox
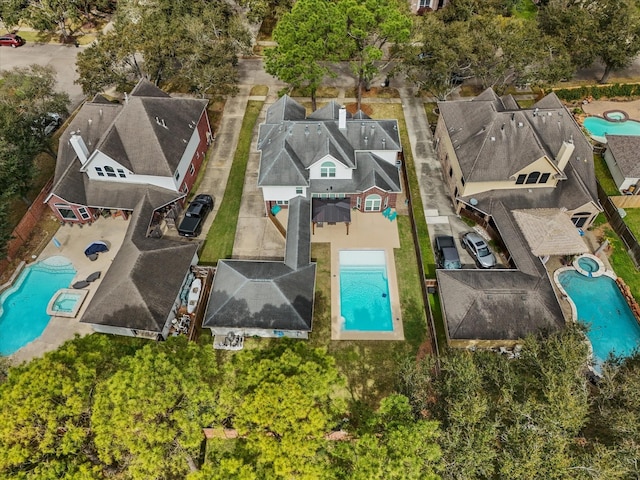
[597,181,640,268]
[611,195,640,209]
[1,179,53,275]
[399,150,441,361]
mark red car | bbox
[0,34,25,47]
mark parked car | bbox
[177,194,214,237]
[32,113,63,136]
[462,232,496,268]
[434,235,462,270]
[0,33,25,47]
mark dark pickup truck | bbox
[177,194,214,237]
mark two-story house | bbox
[45,79,212,224]
[433,88,602,346]
[257,95,402,223]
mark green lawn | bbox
[594,154,619,195]
[512,0,538,20]
[601,224,640,300]
[199,100,264,264]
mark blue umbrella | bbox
[84,241,109,257]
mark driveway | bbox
[0,43,86,109]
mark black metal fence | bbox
[597,181,640,268]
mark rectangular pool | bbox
[339,250,393,332]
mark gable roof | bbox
[81,194,199,332]
[258,97,401,187]
[265,94,307,122]
[50,79,207,207]
[605,135,640,178]
[437,88,596,198]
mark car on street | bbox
[434,235,462,270]
[0,34,25,47]
[177,194,214,237]
[462,232,496,268]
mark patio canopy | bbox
[312,198,351,223]
[512,208,589,257]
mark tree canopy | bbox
[75,0,251,96]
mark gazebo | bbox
[311,198,351,235]
[512,208,590,257]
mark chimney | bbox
[124,92,129,104]
[70,133,90,165]
[339,106,347,130]
[556,141,575,172]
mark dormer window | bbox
[104,166,117,178]
[320,161,336,178]
[95,167,104,177]
[117,168,126,178]
[525,171,540,184]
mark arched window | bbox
[320,161,336,178]
[364,194,382,212]
[525,171,540,184]
[104,166,117,178]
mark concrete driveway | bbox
[0,43,86,109]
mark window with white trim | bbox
[95,167,104,177]
[78,207,91,220]
[320,161,336,178]
[364,194,382,212]
[189,164,195,175]
[295,187,303,195]
[356,197,362,209]
[276,200,289,205]
[104,166,116,178]
[55,203,77,220]
[117,168,126,178]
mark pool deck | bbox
[9,216,129,364]
[309,210,404,341]
[582,99,640,121]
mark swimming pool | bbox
[339,250,393,331]
[557,270,640,369]
[583,116,640,143]
[0,256,76,355]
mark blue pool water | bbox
[577,257,599,273]
[0,256,76,355]
[583,116,640,142]
[558,271,640,368]
[339,250,392,331]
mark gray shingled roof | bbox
[265,94,307,123]
[284,196,312,270]
[437,88,596,199]
[203,261,316,331]
[81,194,199,332]
[50,79,207,207]
[436,269,564,340]
[258,97,401,188]
[605,135,640,178]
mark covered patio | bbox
[311,198,351,235]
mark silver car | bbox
[462,232,496,268]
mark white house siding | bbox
[261,185,303,202]
[84,150,132,179]
[308,155,353,180]
[173,130,201,188]
[603,149,629,192]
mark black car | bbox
[434,235,462,270]
[177,194,214,237]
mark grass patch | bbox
[601,225,640,299]
[289,86,340,98]
[425,102,439,127]
[622,209,640,240]
[199,100,264,264]
[249,85,269,96]
[594,154,619,195]
[516,98,536,109]
[344,87,400,99]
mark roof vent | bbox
[533,108,539,117]
[364,136,368,145]
[517,122,524,128]
[99,109,103,116]
[490,136,496,141]
[382,138,386,149]
[470,198,478,206]
[305,126,309,136]
[501,124,505,131]
[317,124,321,135]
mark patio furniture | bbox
[72,280,90,289]
[86,271,101,282]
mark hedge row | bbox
[547,83,640,102]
